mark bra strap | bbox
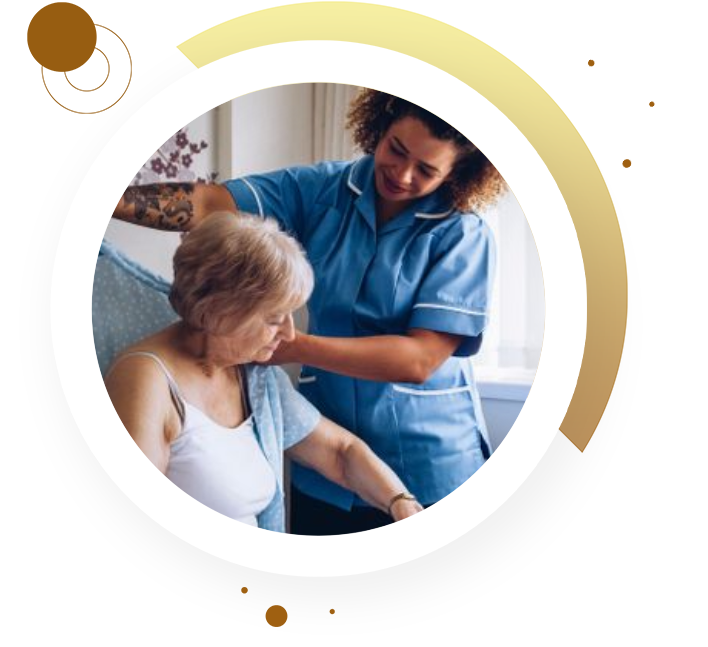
[236,365,250,418]
[110,351,186,424]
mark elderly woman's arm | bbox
[113,182,237,231]
[104,357,177,474]
[285,417,423,521]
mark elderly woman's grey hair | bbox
[169,211,314,335]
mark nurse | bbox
[113,88,506,535]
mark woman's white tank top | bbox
[119,352,277,527]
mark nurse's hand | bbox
[390,498,424,521]
[263,332,306,365]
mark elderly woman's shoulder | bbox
[244,364,306,406]
[105,329,178,383]
[243,364,321,444]
[244,363,293,389]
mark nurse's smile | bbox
[382,173,408,194]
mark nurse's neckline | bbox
[376,194,410,226]
[348,156,454,226]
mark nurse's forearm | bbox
[287,329,461,383]
[113,182,237,231]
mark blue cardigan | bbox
[93,241,321,532]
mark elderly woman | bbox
[103,212,423,532]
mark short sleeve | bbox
[408,216,496,356]
[222,163,341,240]
[270,367,322,449]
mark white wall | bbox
[230,83,315,176]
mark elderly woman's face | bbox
[209,309,297,365]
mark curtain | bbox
[475,192,544,374]
[313,84,359,161]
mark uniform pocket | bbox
[390,382,481,452]
[390,381,485,501]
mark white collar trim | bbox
[414,209,453,220]
[347,158,364,195]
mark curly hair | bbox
[169,212,313,335]
[346,89,506,213]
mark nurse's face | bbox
[373,116,459,210]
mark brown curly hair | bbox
[346,88,506,213]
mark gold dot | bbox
[241,587,248,594]
[265,605,288,627]
[622,159,632,168]
[588,59,595,67]
[330,609,336,615]
[649,101,655,107]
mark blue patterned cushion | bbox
[92,241,178,376]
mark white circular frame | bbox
[51,41,587,577]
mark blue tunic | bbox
[224,156,495,508]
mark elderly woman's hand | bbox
[389,498,424,521]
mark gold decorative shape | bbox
[588,59,595,66]
[241,587,248,594]
[265,605,288,627]
[17,2,227,115]
[623,159,632,168]
[649,101,655,107]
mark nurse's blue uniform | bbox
[224,155,494,510]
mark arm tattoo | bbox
[121,183,195,231]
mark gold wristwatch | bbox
[388,492,418,515]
